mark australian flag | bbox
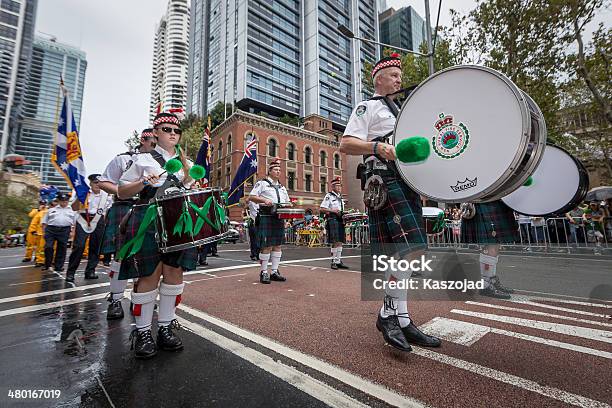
[51,84,89,203]
[195,116,212,186]
[227,133,257,207]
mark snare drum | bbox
[502,144,589,216]
[342,212,367,224]
[276,208,305,220]
[422,207,445,236]
[394,65,546,202]
[154,188,230,253]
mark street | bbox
[0,244,610,408]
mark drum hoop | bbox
[154,188,221,203]
[158,230,233,253]
[277,208,304,214]
[393,65,532,203]
[502,144,589,216]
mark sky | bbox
[35,0,608,175]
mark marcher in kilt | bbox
[249,159,292,284]
[320,176,348,270]
[460,200,519,299]
[98,129,156,320]
[340,53,440,352]
[117,112,196,359]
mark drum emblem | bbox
[432,113,470,159]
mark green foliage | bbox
[180,115,205,159]
[209,102,234,130]
[0,193,37,232]
[124,130,140,152]
[278,113,300,126]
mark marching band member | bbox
[246,197,260,261]
[460,201,517,299]
[23,201,47,264]
[320,177,348,270]
[118,112,196,359]
[98,129,155,320]
[340,53,441,352]
[66,174,112,282]
[41,193,77,273]
[249,159,291,284]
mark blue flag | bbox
[227,134,257,207]
[51,85,89,203]
[195,116,211,186]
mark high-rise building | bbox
[186,0,382,128]
[13,36,87,189]
[149,0,190,121]
[0,0,37,161]
[379,6,426,53]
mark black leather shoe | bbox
[491,277,514,294]
[130,329,157,359]
[55,268,64,272]
[270,270,286,282]
[401,322,442,347]
[376,314,412,352]
[250,255,258,261]
[335,262,349,269]
[35,263,44,267]
[106,294,124,320]
[21,258,30,263]
[42,266,51,271]
[157,320,183,351]
[198,260,208,266]
[84,273,99,280]
[65,273,75,283]
[260,271,271,284]
[330,262,338,270]
[480,286,511,299]
[211,253,219,257]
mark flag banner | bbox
[195,116,212,186]
[51,85,89,203]
[227,133,257,207]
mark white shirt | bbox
[247,201,259,220]
[119,145,193,188]
[343,96,396,142]
[250,177,290,204]
[42,206,77,227]
[85,191,112,215]
[99,152,135,184]
[320,191,344,212]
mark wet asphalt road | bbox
[0,244,610,407]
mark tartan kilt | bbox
[461,200,520,245]
[256,214,285,248]
[326,216,346,244]
[118,204,197,280]
[100,202,132,255]
[368,178,427,256]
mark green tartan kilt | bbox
[100,202,132,255]
[326,216,346,244]
[461,200,520,245]
[256,214,285,248]
[118,204,197,280]
[368,178,427,256]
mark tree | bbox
[124,130,140,152]
[0,192,36,233]
[180,116,205,160]
[278,113,300,127]
[209,102,234,131]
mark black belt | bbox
[113,200,137,206]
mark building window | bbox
[287,171,295,190]
[218,141,223,160]
[226,166,231,187]
[268,138,278,157]
[304,146,312,164]
[334,153,341,169]
[305,174,312,192]
[217,170,221,186]
[287,142,296,161]
[320,150,327,167]
[320,176,327,193]
[227,135,232,155]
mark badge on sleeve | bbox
[356,104,367,116]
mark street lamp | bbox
[337,24,429,58]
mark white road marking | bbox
[421,317,612,359]
[526,297,612,309]
[464,301,612,328]
[516,289,612,304]
[178,305,427,408]
[507,296,608,318]
[184,273,247,284]
[0,293,107,318]
[451,309,612,344]
[177,316,370,408]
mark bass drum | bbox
[393,65,546,203]
[502,144,589,216]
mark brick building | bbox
[208,110,351,220]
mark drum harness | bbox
[257,179,282,220]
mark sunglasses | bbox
[157,126,182,135]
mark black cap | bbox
[57,193,69,201]
[88,174,101,182]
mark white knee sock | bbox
[380,271,411,327]
[479,254,498,288]
[259,253,270,273]
[270,251,282,272]
[131,289,158,331]
[109,261,127,301]
[336,247,343,263]
[158,282,184,327]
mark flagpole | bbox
[50,77,64,163]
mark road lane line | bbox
[516,289,612,304]
[177,316,371,408]
[465,301,612,328]
[421,317,612,359]
[506,296,608,318]
[178,304,428,408]
[451,309,612,344]
[0,293,107,317]
[526,297,612,309]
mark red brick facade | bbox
[208,110,348,220]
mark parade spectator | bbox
[531,216,547,244]
[565,206,585,245]
[583,200,605,244]
[517,213,532,244]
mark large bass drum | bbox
[502,144,589,216]
[393,65,546,203]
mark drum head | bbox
[502,145,589,216]
[394,65,531,202]
[422,207,444,217]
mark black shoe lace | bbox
[129,329,154,350]
[169,319,181,331]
